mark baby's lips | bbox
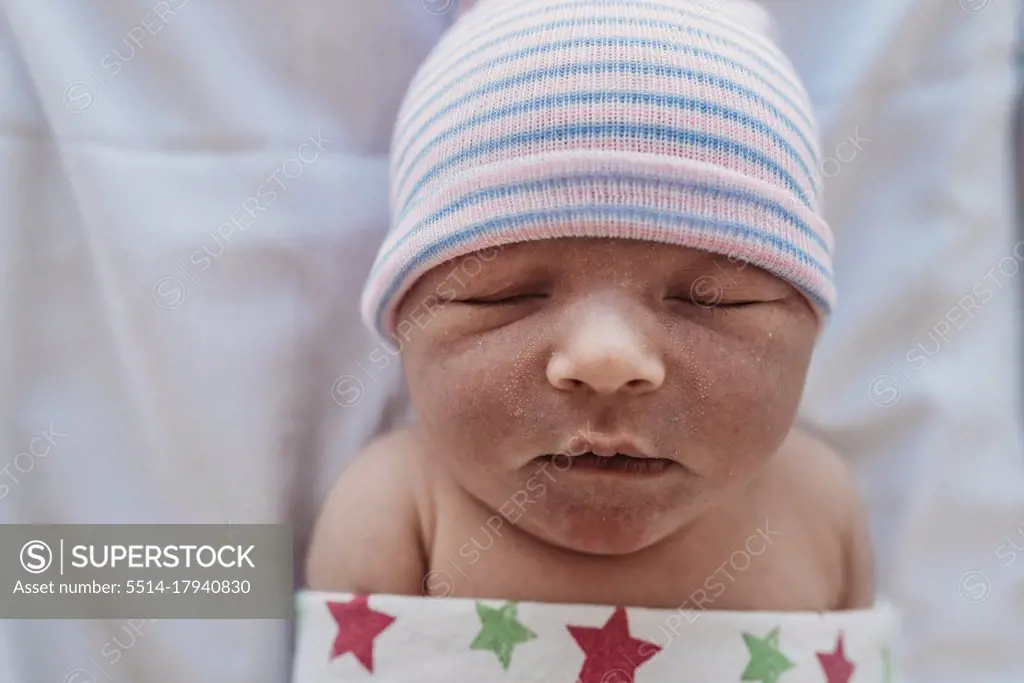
[566,433,656,460]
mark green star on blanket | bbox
[470,601,537,670]
[741,627,794,683]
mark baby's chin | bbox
[512,471,701,556]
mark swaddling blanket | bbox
[292,591,900,683]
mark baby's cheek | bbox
[411,344,533,466]
[685,341,802,477]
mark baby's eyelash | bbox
[666,297,753,312]
[458,294,547,305]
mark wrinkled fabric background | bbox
[0,1,1020,682]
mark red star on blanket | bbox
[567,607,661,683]
[327,595,396,672]
[816,632,855,683]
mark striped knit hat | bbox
[361,0,834,338]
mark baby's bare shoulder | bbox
[771,428,859,510]
[305,427,431,595]
[767,428,876,608]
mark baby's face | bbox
[396,238,817,555]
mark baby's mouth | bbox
[539,452,677,475]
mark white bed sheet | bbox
[0,1,450,682]
[0,1,1021,683]
[760,1,1024,681]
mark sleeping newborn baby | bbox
[296,1,899,681]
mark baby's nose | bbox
[546,304,664,396]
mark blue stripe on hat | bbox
[398,120,815,221]
[396,89,817,203]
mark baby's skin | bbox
[308,238,874,612]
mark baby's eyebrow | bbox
[480,270,554,294]
[472,257,552,282]
[686,250,737,267]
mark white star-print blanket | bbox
[291,591,900,683]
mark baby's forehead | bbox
[471,237,703,261]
